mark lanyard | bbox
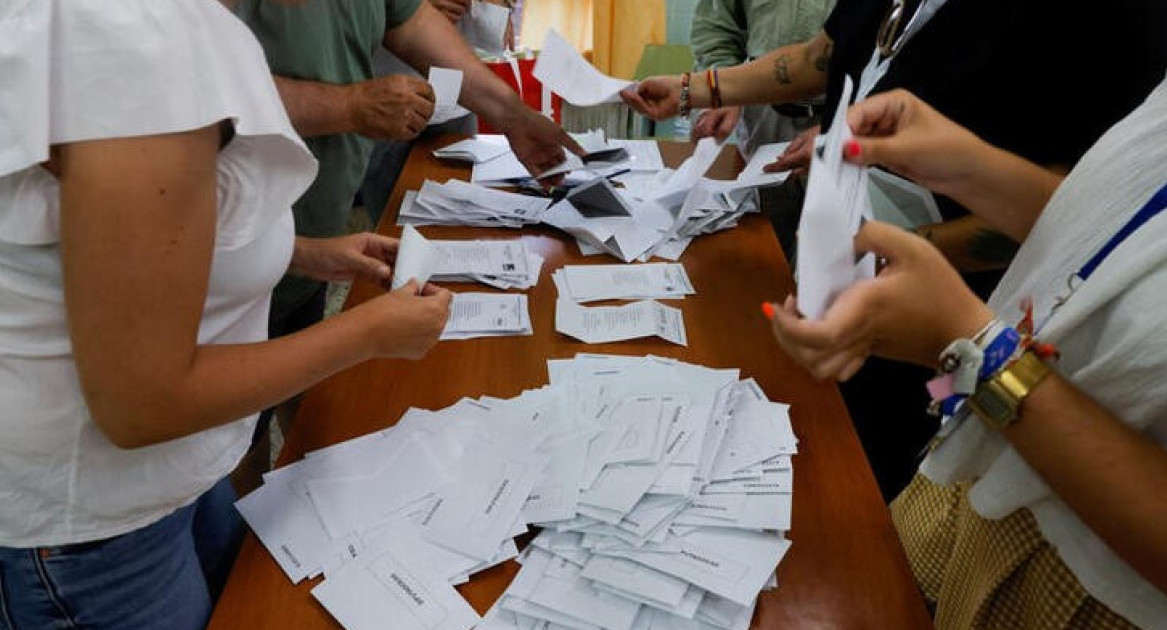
[1077,182,1167,282]
[857,0,949,100]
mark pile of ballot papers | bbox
[391,225,542,291]
[399,179,553,228]
[441,293,533,340]
[237,354,797,630]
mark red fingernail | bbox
[845,141,861,158]
[761,302,776,320]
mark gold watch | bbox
[967,350,1051,430]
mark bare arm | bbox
[846,90,1064,242]
[274,74,436,141]
[58,125,449,448]
[712,30,833,107]
[384,1,582,176]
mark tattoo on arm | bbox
[813,42,833,73]
[967,229,1020,265]
[773,54,793,85]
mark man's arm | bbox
[690,0,749,71]
[273,75,436,140]
[384,1,582,176]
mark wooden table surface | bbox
[209,136,933,630]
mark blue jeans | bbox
[0,478,242,630]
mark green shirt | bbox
[690,0,835,70]
[235,0,422,318]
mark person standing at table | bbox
[229,0,582,466]
[0,1,452,628]
[768,82,1167,629]
[626,0,1167,500]
[688,0,835,156]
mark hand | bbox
[347,75,436,140]
[428,0,471,22]
[764,124,818,176]
[767,221,993,380]
[357,280,452,360]
[499,107,585,184]
[692,106,741,143]
[290,233,398,285]
[843,89,989,198]
[620,75,683,121]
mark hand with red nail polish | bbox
[843,89,991,200]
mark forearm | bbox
[274,76,355,138]
[1000,374,1167,592]
[933,142,1063,242]
[118,307,376,447]
[705,34,829,108]
[385,2,523,129]
[916,215,1018,273]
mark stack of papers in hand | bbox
[442,293,532,340]
[392,225,543,291]
[428,67,469,125]
[237,354,798,630]
[398,179,552,228]
[552,263,695,302]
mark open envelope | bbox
[795,75,876,320]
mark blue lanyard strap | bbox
[1077,182,1167,282]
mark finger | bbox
[620,88,649,112]
[812,345,868,381]
[356,253,392,281]
[762,159,786,174]
[838,355,867,381]
[845,90,910,137]
[715,113,736,142]
[413,80,437,103]
[394,278,421,295]
[853,219,921,263]
[364,233,399,261]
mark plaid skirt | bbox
[890,474,1140,629]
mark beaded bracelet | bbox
[678,72,692,118]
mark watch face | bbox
[971,383,1017,427]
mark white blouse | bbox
[0,0,316,546]
[922,76,1167,627]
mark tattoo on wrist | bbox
[813,42,833,73]
[773,55,793,85]
[968,229,1020,265]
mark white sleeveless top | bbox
[0,0,317,546]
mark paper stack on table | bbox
[392,226,543,291]
[552,263,694,302]
[796,75,875,320]
[470,129,633,186]
[237,354,797,630]
[398,178,553,228]
[441,293,533,340]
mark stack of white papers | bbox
[796,75,876,319]
[432,237,543,289]
[552,263,695,302]
[433,137,511,163]
[555,299,688,346]
[442,293,532,340]
[392,226,543,291]
[238,354,798,630]
[398,179,552,228]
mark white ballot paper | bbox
[556,299,687,345]
[795,75,875,319]
[312,535,481,630]
[428,67,468,125]
[553,263,695,302]
[433,137,511,163]
[399,179,552,228]
[391,225,442,291]
[457,0,511,55]
[441,293,532,340]
[533,29,633,106]
[432,237,542,289]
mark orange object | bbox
[761,302,776,320]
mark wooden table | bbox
[209,136,933,630]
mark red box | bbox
[479,56,563,134]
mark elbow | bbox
[83,386,190,450]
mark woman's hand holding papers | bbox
[354,280,452,360]
[692,107,741,143]
[767,221,992,380]
[291,233,399,286]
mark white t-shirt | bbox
[0,0,317,547]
